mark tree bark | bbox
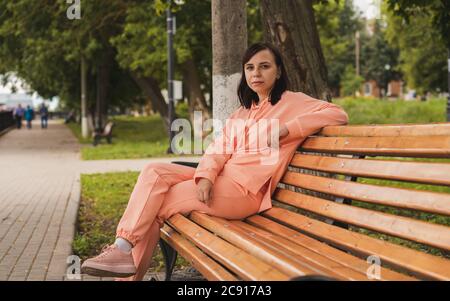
[261,1,343,228]
[95,47,115,130]
[182,58,212,122]
[260,0,332,102]
[96,60,110,130]
[212,0,247,136]
[130,72,170,132]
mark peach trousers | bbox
[115,162,265,281]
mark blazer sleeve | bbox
[194,108,241,185]
[284,97,349,140]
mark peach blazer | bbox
[194,90,349,213]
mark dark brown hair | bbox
[237,42,289,109]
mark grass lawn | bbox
[66,114,201,160]
[334,97,448,124]
[73,172,190,272]
[66,102,201,160]
[73,97,450,275]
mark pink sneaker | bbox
[81,244,136,278]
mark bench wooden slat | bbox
[319,123,450,137]
[282,172,450,216]
[190,212,345,279]
[231,220,382,280]
[290,154,450,186]
[242,216,416,281]
[274,188,450,251]
[167,213,290,280]
[160,224,238,281]
[261,207,450,280]
[162,123,450,281]
[300,136,450,158]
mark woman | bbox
[81,42,349,281]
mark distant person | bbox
[39,103,49,129]
[13,104,25,129]
[24,105,34,129]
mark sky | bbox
[0,76,59,110]
[353,0,380,19]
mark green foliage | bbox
[386,0,450,48]
[0,0,144,110]
[313,0,363,95]
[384,7,448,94]
[247,0,263,45]
[360,20,401,97]
[67,111,200,160]
[334,97,447,124]
[0,0,213,115]
[340,65,364,97]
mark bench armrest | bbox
[171,161,199,168]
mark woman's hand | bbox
[268,124,289,147]
[197,178,213,206]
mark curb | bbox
[46,172,81,280]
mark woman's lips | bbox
[252,81,264,86]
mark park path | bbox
[0,120,198,280]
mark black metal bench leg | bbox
[159,239,178,281]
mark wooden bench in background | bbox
[93,121,114,146]
[158,123,450,281]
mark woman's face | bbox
[244,49,280,99]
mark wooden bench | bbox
[158,123,450,281]
[92,121,114,146]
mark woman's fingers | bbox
[207,189,213,206]
[204,188,211,206]
[198,187,211,206]
[196,178,213,206]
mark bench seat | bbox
[159,123,450,281]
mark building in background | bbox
[362,79,404,98]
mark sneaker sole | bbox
[81,266,136,278]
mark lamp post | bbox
[166,0,175,154]
[447,48,450,121]
[384,64,390,98]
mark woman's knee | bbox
[142,162,170,172]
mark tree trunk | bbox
[182,58,212,123]
[96,54,112,130]
[261,0,345,227]
[130,72,170,132]
[212,0,247,137]
[260,0,332,102]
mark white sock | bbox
[115,237,132,252]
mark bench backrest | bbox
[103,122,114,135]
[262,123,450,280]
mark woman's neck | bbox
[257,93,269,101]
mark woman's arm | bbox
[193,108,242,185]
[284,99,349,141]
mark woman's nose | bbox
[252,68,262,76]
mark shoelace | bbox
[97,244,114,258]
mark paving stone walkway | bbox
[0,120,199,281]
